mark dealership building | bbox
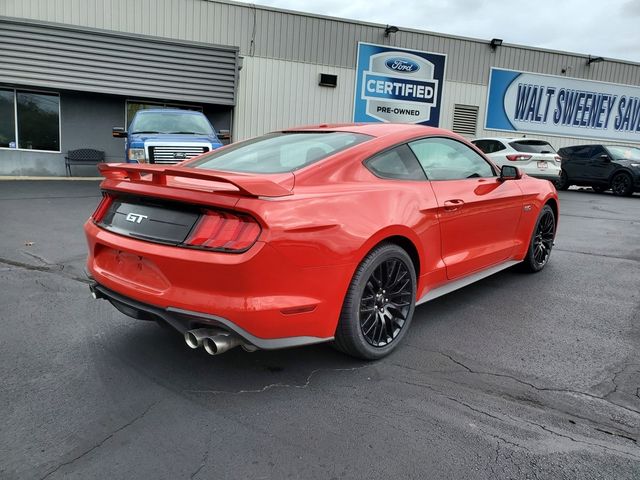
[2,0,640,176]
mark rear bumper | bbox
[524,167,562,181]
[84,220,353,342]
[89,282,333,349]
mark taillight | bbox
[554,155,562,163]
[185,210,261,252]
[506,154,532,161]
[91,193,113,223]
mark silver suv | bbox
[472,137,561,184]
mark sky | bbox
[235,0,640,63]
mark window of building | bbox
[0,89,16,148]
[0,89,60,152]
[17,91,60,151]
[409,137,495,180]
[126,100,203,128]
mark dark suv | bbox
[557,145,640,196]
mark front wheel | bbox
[610,172,633,196]
[521,205,556,273]
[334,243,416,360]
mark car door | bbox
[408,137,523,280]
[583,146,617,182]
[564,146,593,181]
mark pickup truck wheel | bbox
[334,243,416,360]
[610,172,633,196]
[521,205,555,273]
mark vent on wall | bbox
[319,73,338,87]
[452,104,479,136]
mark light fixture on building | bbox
[489,38,503,51]
[587,55,604,66]
[384,25,399,37]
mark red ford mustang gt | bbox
[85,123,558,359]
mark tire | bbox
[520,205,556,273]
[334,243,416,360]
[592,185,607,193]
[556,170,570,190]
[610,172,633,197]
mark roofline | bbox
[208,0,640,68]
[0,14,239,52]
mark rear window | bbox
[187,132,371,174]
[509,140,556,154]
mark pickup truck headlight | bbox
[128,148,147,163]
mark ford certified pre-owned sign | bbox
[354,43,447,126]
[486,68,640,142]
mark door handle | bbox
[443,199,465,211]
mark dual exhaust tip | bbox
[184,328,244,355]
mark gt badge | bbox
[125,213,148,223]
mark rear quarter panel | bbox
[236,179,443,300]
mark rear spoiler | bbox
[97,163,292,198]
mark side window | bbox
[472,140,489,153]
[472,140,506,154]
[590,145,606,158]
[408,137,496,181]
[572,146,594,159]
[365,144,427,181]
[492,141,506,153]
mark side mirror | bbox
[500,165,522,181]
[112,127,127,138]
[598,154,611,162]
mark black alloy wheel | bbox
[533,210,555,266]
[521,204,555,273]
[334,243,416,360]
[556,170,570,190]
[359,258,412,347]
[610,172,633,197]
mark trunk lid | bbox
[93,163,293,249]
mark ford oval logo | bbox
[385,58,420,73]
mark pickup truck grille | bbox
[149,146,209,164]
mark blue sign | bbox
[486,68,640,143]
[354,43,447,126]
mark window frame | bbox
[407,135,498,181]
[0,87,61,154]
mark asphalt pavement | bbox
[0,181,638,479]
